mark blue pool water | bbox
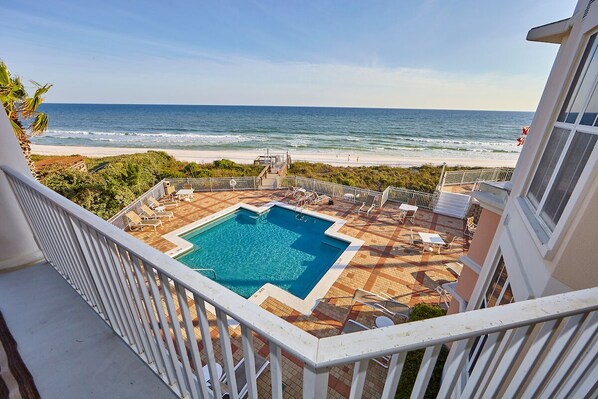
[176,206,349,299]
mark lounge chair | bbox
[358,194,377,215]
[341,320,390,368]
[220,353,270,398]
[125,211,162,231]
[352,288,411,320]
[139,204,174,221]
[147,195,178,208]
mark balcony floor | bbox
[0,262,176,399]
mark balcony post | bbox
[0,110,43,271]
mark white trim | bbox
[459,255,482,275]
[442,282,468,313]
[162,201,364,315]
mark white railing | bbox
[4,165,598,399]
[387,187,436,209]
[283,176,388,207]
[443,168,514,187]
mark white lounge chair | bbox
[148,195,178,208]
[140,204,173,221]
[352,288,411,320]
[125,211,162,231]
[358,194,377,215]
[220,353,270,398]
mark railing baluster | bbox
[410,345,442,399]
[381,352,407,399]
[131,257,179,388]
[502,319,562,398]
[556,332,597,398]
[348,359,369,399]
[176,285,212,399]
[159,273,195,398]
[460,331,505,397]
[240,324,258,399]
[73,219,130,340]
[538,312,597,397]
[194,296,223,399]
[111,242,163,372]
[215,309,239,399]
[269,343,283,399]
[303,365,329,399]
[98,235,153,360]
[435,337,475,398]
[144,265,187,395]
[519,313,586,398]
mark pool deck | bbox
[127,189,468,398]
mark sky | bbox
[2,0,577,111]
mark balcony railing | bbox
[3,165,597,399]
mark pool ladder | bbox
[196,268,217,279]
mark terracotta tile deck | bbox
[128,190,468,398]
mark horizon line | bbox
[42,102,536,113]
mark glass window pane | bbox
[541,132,598,230]
[558,34,598,123]
[527,127,570,208]
[485,257,508,307]
[581,86,598,125]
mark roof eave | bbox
[527,18,572,44]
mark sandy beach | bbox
[31,144,518,168]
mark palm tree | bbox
[0,61,52,179]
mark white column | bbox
[0,110,43,270]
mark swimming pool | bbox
[175,205,349,299]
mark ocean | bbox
[34,104,532,163]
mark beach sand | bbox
[31,144,517,168]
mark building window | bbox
[468,256,512,374]
[526,32,598,233]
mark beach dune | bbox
[31,144,517,168]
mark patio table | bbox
[398,203,418,212]
[418,232,445,254]
[176,188,194,201]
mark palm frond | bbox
[0,61,10,86]
[33,82,52,99]
[30,112,49,136]
[21,96,41,118]
[9,118,26,138]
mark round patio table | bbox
[375,315,394,328]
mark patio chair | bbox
[124,211,162,231]
[220,353,270,398]
[147,196,178,208]
[358,194,377,215]
[139,204,174,221]
[340,320,390,368]
[409,228,424,251]
[408,198,417,206]
[310,191,330,205]
[183,182,193,190]
[405,208,417,224]
[396,210,407,224]
[465,216,477,238]
[352,288,411,320]
[442,232,457,249]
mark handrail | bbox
[3,164,597,399]
[256,165,270,187]
[195,268,217,279]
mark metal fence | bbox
[443,167,514,186]
[5,165,598,399]
[107,179,166,229]
[167,177,258,192]
[387,187,436,209]
[282,176,386,207]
